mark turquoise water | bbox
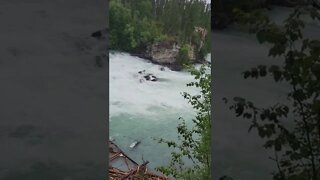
[109,52,210,170]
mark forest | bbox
[109,0,211,67]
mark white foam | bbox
[109,52,210,118]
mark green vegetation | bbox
[109,0,211,61]
[109,0,160,51]
[157,64,211,179]
[177,44,191,66]
[226,5,320,180]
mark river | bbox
[109,52,211,170]
[108,6,320,180]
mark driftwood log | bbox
[109,141,168,180]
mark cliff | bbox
[148,41,196,61]
[99,26,207,71]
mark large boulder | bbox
[147,41,179,64]
[146,41,196,65]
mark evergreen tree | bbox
[109,0,211,61]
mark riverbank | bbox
[120,49,209,71]
[92,28,208,71]
[109,0,210,71]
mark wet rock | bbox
[139,79,145,83]
[138,70,146,74]
[159,66,165,71]
[143,74,157,82]
[137,70,158,82]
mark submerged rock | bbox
[137,70,158,82]
[139,79,145,83]
[138,70,146,74]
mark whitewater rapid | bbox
[109,52,207,118]
[109,52,210,169]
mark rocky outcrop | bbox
[187,45,196,61]
[145,41,196,70]
[105,26,207,71]
[147,41,179,64]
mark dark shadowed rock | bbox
[159,66,165,71]
[138,70,146,74]
[143,74,158,82]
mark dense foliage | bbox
[177,44,191,66]
[109,0,211,62]
[157,64,211,179]
[226,4,320,180]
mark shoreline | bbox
[110,49,209,71]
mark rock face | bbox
[147,41,179,64]
[187,45,196,61]
[130,27,207,71]
[146,41,196,65]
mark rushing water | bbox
[109,52,211,170]
[108,6,320,180]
